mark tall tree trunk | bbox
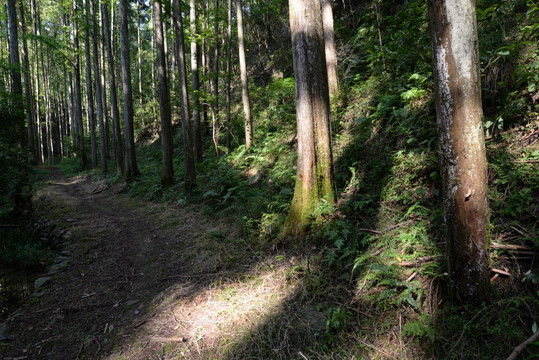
[153,0,174,186]
[98,7,109,161]
[91,0,107,172]
[84,0,98,169]
[43,48,54,165]
[101,0,124,175]
[73,3,88,167]
[137,0,143,110]
[285,0,335,235]
[320,0,339,98]
[173,0,196,189]
[190,0,203,160]
[7,0,25,147]
[17,0,36,161]
[119,0,140,178]
[428,0,489,302]
[235,0,252,149]
[211,0,219,156]
[225,0,232,150]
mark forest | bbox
[1,0,538,358]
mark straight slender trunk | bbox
[285,0,335,235]
[7,0,25,147]
[32,0,44,163]
[73,3,87,167]
[119,0,140,178]
[101,1,124,175]
[91,0,107,172]
[173,0,196,189]
[190,0,203,160]
[84,0,98,169]
[43,49,54,165]
[321,0,339,98]
[99,10,109,161]
[137,0,143,110]
[211,0,219,156]
[17,0,36,161]
[428,0,489,302]
[235,0,252,149]
[225,0,232,149]
[153,0,174,186]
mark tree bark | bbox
[91,0,107,172]
[31,0,44,163]
[173,0,197,189]
[7,0,25,147]
[235,0,253,149]
[73,3,88,167]
[211,0,219,156]
[137,0,143,110]
[428,0,490,301]
[285,0,335,235]
[101,0,124,175]
[225,0,232,150]
[190,0,203,161]
[154,0,174,186]
[119,0,140,179]
[17,0,36,161]
[320,0,339,98]
[84,0,98,169]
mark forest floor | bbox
[0,167,314,359]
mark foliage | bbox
[0,228,54,269]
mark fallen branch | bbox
[492,268,511,276]
[512,159,539,164]
[506,330,539,360]
[150,336,188,343]
[491,242,533,251]
[397,255,443,267]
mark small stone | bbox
[61,250,73,257]
[0,322,8,341]
[34,276,52,290]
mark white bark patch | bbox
[445,0,476,91]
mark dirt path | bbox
[0,168,301,359]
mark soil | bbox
[0,167,298,359]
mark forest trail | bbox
[1,168,300,359]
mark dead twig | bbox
[397,255,443,267]
[150,336,188,342]
[491,242,533,251]
[492,268,511,276]
[506,330,539,360]
[511,159,539,163]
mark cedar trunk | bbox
[190,0,203,161]
[119,0,140,178]
[285,0,335,235]
[236,0,253,149]
[320,0,339,98]
[428,0,490,301]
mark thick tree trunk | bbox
[285,0,335,235]
[225,0,232,150]
[235,0,253,149]
[190,0,203,161]
[91,0,107,172]
[320,0,339,98]
[119,0,140,179]
[84,0,98,169]
[428,0,490,302]
[154,0,174,186]
[173,0,197,189]
[101,1,124,175]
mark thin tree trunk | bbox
[285,0,335,235]
[235,0,252,149]
[321,0,339,98]
[73,3,87,167]
[17,0,36,161]
[137,0,143,110]
[211,0,219,156]
[173,0,196,189]
[119,0,140,178]
[190,0,203,160]
[225,0,232,150]
[91,0,107,172]
[84,0,98,169]
[32,0,44,163]
[153,0,174,186]
[101,0,124,175]
[99,7,109,160]
[428,0,489,302]
[7,0,25,147]
[43,48,54,165]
